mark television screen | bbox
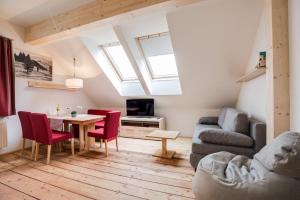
[126,99,154,117]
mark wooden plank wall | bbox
[266,0,290,143]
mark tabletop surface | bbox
[48,114,105,122]
[146,130,180,139]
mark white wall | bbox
[83,0,264,137]
[289,0,300,131]
[236,5,267,122]
[0,18,96,154]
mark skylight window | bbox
[101,43,138,81]
[137,32,179,79]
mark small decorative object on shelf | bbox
[71,111,77,118]
[56,104,60,116]
[257,51,266,68]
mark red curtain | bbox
[0,36,15,117]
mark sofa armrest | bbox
[199,128,253,147]
[198,117,219,125]
[249,119,266,152]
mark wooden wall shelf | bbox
[236,67,266,83]
[28,81,77,91]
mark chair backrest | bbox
[88,109,112,116]
[30,113,52,145]
[18,111,35,140]
[104,111,121,140]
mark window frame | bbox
[136,32,179,80]
[101,42,138,82]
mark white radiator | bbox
[0,118,8,148]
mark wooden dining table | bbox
[48,114,105,152]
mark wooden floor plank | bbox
[28,162,194,199]
[87,148,191,168]
[12,165,143,200]
[68,154,192,181]
[55,156,192,189]
[0,171,92,200]
[0,137,194,200]
[0,183,37,200]
[81,151,194,175]
[34,160,194,198]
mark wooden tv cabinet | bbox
[120,116,166,140]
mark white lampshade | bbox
[65,78,83,89]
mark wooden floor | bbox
[0,137,195,200]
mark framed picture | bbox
[13,48,53,81]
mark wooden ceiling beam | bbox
[24,0,172,45]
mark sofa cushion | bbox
[199,128,253,147]
[217,108,227,127]
[192,134,255,157]
[254,131,300,179]
[198,117,219,125]
[222,108,249,135]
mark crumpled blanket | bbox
[193,151,300,200]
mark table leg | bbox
[79,124,84,151]
[162,138,167,155]
[85,123,96,150]
[153,138,176,159]
[63,122,69,132]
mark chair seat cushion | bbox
[199,128,253,147]
[51,131,72,144]
[88,128,105,138]
[95,120,105,128]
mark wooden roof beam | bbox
[24,0,172,45]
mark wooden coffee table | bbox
[146,130,180,159]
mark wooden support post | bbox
[266,0,290,143]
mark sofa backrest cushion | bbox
[218,108,227,127]
[199,128,253,147]
[221,108,249,135]
[254,131,300,179]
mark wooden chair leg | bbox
[35,143,40,161]
[58,142,62,153]
[71,138,75,156]
[86,136,90,151]
[46,145,51,165]
[104,140,108,157]
[31,141,36,159]
[22,139,26,155]
[100,139,102,148]
[116,137,119,152]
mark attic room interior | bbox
[0,0,299,199]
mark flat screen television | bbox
[126,99,154,117]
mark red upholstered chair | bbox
[71,109,112,139]
[88,109,112,128]
[30,113,74,164]
[87,111,121,157]
[18,111,35,159]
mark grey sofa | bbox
[192,131,300,200]
[190,108,266,169]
